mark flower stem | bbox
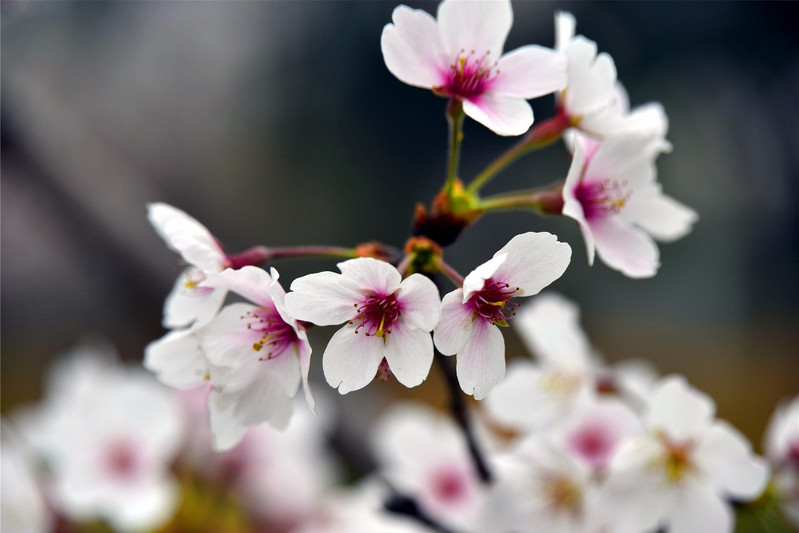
[437,258,465,287]
[444,99,465,195]
[465,112,572,195]
[227,245,358,269]
[478,181,565,215]
[435,350,493,484]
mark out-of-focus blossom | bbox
[434,233,571,400]
[148,202,230,329]
[484,292,595,430]
[764,395,799,528]
[370,403,487,531]
[381,0,566,136]
[285,257,440,394]
[598,376,770,533]
[485,437,600,533]
[199,266,312,450]
[1,421,52,533]
[20,345,184,532]
[562,132,697,278]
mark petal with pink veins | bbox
[455,319,505,400]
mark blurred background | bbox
[2,1,797,447]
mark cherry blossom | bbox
[148,202,230,329]
[764,395,799,528]
[19,346,184,532]
[1,421,53,533]
[434,233,571,400]
[562,131,697,278]
[381,0,566,136]
[285,257,440,394]
[598,375,770,533]
[198,266,313,450]
[370,403,487,531]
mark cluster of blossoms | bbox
[4,1,795,532]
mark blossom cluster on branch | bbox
[2,2,796,533]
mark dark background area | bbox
[2,1,797,445]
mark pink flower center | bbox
[103,439,139,480]
[243,307,299,360]
[431,468,468,504]
[436,50,498,99]
[786,439,799,468]
[656,432,696,483]
[574,179,631,220]
[468,278,519,327]
[350,293,401,338]
[568,422,615,470]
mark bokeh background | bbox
[2,1,798,448]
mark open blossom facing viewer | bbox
[434,232,571,400]
[562,132,697,278]
[285,257,440,394]
[199,266,313,451]
[381,0,566,136]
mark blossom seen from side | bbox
[562,131,697,278]
[434,232,571,400]
[285,257,440,395]
[198,266,312,451]
[147,202,230,329]
[598,375,770,533]
[381,0,566,136]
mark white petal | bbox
[514,292,592,370]
[381,5,447,89]
[208,390,248,451]
[492,45,566,99]
[455,319,505,400]
[669,480,733,533]
[625,185,698,242]
[144,329,209,389]
[434,290,475,355]
[322,324,385,394]
[563,37,617,117]
[231,360,298,428]
[147,202,227,272]
[646,376,715,440]
[696,421,770,501]
[438,0,512,60]
[462,94,533,136]
[561,141,597,264]
[492,232,572,296]
[204,266,274,307]
[590,216,659,278]
[383,325,434,389]
[285,271,361,326]
[162,268,227,329]
[337,257,402,296]
[554,11,576,52]
[483,360,545,430]
[397,274,441,331]
[462,254,505,302]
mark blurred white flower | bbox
[21,344,184,532]
[286,257,440,394]
[1,421,52,533]
[434,233,571,400]
[598,375,770,533]
[371,403,487,531]
[382,0,566,136]
[764,395,799,528]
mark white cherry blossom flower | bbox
[562,131,697,278]
[484,437,601,533]
[285,257,440,394]
[371,403,487,531]
[199,266,313,450]
[764,395,799,528]
[1,421,53,533]
[144,327,211,390]
[381,0,566,136]
[434,233,571,400]
[148,202,230,329]
[598,375,770,533]
[20,346,184,532]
